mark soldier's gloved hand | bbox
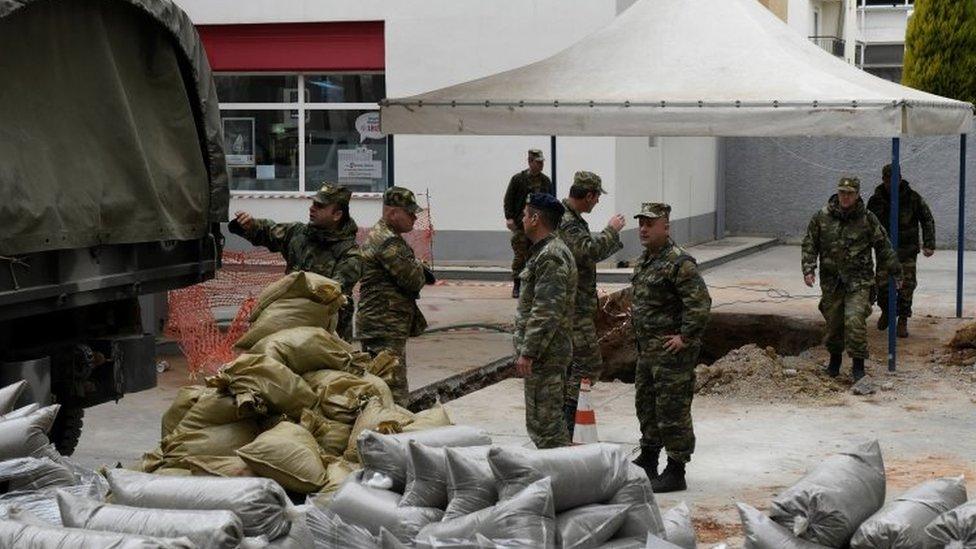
[233,211,254,232]
[923,248,934,257]
[804,273,816,287]
[423,265,437,285]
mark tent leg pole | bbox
[958,134,967,318]
[888,138,900,372]
[550,135,557,194]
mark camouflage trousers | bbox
[819,284,872,359]
[564,315,602,406]
[336,302,354,342]
[361,337,408,406]
[634,342,698,464]
[510,229,531,278]
[876,254,917,317]
[524,364,570,449]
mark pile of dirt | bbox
[948,321,976,349]
[695,344,845,401]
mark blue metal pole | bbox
[958,134,967,318]
[888,138,900,372]
[550,135,557,195]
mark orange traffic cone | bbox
[573,377,598,444]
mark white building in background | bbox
[175,0,721,262]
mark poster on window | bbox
[338,147,382,180]
[223,117,255,166]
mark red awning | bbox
[197,21,384,72]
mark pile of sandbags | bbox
[738,440,973,549]
[140,271,452,496]
[311,434,693,548]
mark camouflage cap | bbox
[526,192,565,217]
[528,148,545,161]
[384,186,422,214]
[313,183,352,206]
[837,177,861,193]
[633,202,671,220]
[571,170,607,195]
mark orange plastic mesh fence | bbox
[166,195,434,377]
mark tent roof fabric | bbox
[381,0,973,137]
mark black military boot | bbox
[511,278,521,299]
[877,310,888,331]
[632,447,661,480]
[852,358,866,381]
[651,458,687,493]
[825,353,842,377]
[897,317,909,338]
[563,403,577,440]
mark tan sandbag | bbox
[162,386,208,438]
[320,457,359,499]
[138,447,166,473]
[403,403,453,433]
[155,468,194,476]
[251,271,345,319]
[251,326,362,375]
[300,409,352,457]
[161,420,260,459]
[237,298,340,350]
[363,350,399,384]
[343,397,414,463]
[208,354,317,419]
[181,455,255,477]
[174,389,255,434]
[237,421,328,494]
[304,370,394,424]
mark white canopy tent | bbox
[380,0,972,370]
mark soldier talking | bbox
[557,170,625,438]
[229,183,362,340]
[802,177,901,381]
[630,203,711,493]
[503,149,554,298]
[867,164,936,338]
[357,186,436,405]
[513,193,577,449]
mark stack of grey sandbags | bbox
[738,440,974,549]
[310,428,696,548]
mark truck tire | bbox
[50,406,85,456]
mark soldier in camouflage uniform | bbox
[802,177,902,381]
[503,149,555,298]
[867,164,936,338]
[557,170,626,437]
[513,193,578,449]
[229,184,361,340]
[357,186,436,405]
[629,203,711,493]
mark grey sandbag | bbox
[0,517,195,548]
[924,500,976,549]
[265,504,315,548]
[444,446,498,519]
[57,489,244,548]
[662,502,696,549]
[402,442,492,510]
[0,457,74,492]
[328,474,443,541]
[106,468,290,539]
[0,403,40,422]
[415,477,556,549]
[738,503,830,549]
[358,426,492,492]
[556,503,631,549]
[307,505,380,549]
[488,443,629,512]
[643,534,685,549]
[609,464,666,539]
[0,481,103,526]
[0,381,27,414]
[0,404,59,460]
[850,476,967,549]
[770,440,885,547]
[593,537,652,549]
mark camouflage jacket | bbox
[557,199,623,322]
[802,195,902,290]
[228,216,362,297]
[514,233,578,368]
[866,180,936,259]
[356,219,428,339]
[630,241,711,347]
[503,170,554,228]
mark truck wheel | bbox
[50,406,85,456]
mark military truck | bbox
[0,0,228,454]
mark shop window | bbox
[215,73,388,194]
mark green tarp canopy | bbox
[0,0,228,255]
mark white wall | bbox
[858,7,911,43]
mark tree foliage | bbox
[902,0,976,105]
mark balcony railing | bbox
[809,35,866,65]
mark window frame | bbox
[217,71,389,195]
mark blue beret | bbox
[526,193,564,216]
